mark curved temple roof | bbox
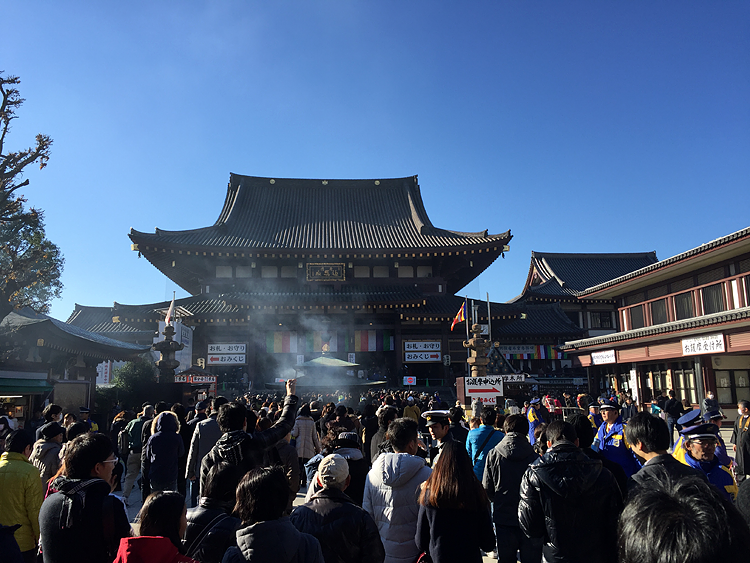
[130,174,510,251]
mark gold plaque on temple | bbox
[306,263,345,282]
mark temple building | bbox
[70,174,519,389]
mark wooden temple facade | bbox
[66,174,584,392]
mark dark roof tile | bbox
[130,174,510,251]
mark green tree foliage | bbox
[97,356,159,410]
[0,72,62,319]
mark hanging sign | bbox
[208,343,247,354]
[207,354,246,365]
[174,374,217,384]
[404,341,441,351]
[591,350,616,365]
[463,376,504,405]
[501,374,525,383]
[405,351,442,362]
[681,333,725,356]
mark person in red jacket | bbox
[115,491,198,563]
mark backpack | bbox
[117,428,130,456]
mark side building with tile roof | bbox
[560,226,750,419]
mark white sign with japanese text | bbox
[501,374,525,383]
[206,354,246,365]
[208,343,247,354]
[192,375,217,384]
[591,349,616,365]
[403,341,441,352]
[681,333,724,356]
[463,376,504,405]
[404,351,442,362]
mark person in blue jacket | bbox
[704,410,732,467]
[526,398,542,445]
[670,409,702,464]
[596,399,640,478]
[681,423,737,502]
[587,403,603,431]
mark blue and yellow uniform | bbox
[674,410,731,468]
[588,412,603,430]
[673,433,731,467]
[683,447,737,502]
[596,416,641,478]
[527,400,542,445]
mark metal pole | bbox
[486,292,492,342]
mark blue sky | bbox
[2,2,748,320]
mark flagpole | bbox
[465,296,470,375]
[486,292,492,342]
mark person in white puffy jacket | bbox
[362,418,431,563]
[291,403,322,488]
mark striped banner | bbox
[266,331,339,354]
[354,330,394,352]
[502,345,565,360]
[266,330,395,354]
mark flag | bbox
[165,294,175,325]
[450,301,466,331]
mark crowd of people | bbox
[1,383,750,563]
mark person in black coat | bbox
[183,462,241,563]
[416,441,495,563]
[483,415,541,563]
[369,406,397,464]
[39,434,131,563]
[569,414,628,496]
[200,381,299,493]
[223,466,323,563]
[519,421,623,563]
[143,412,185,492]
[624,412,705,494]
[290,454,384,563]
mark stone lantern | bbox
[152,324,184,383]
[463,323,490,379]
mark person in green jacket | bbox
[0,429,44,562]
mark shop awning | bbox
[0,378,54,395]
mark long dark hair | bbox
[138,491,186,552]
[234,466,289,524]
[418,440,489,512]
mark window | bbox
[236,266,252,278]
[629,305,645,330]
[216,266,232,278]
[716,370,750,404]
[716,370,733,404]
[373,266,389,278]
[565,311,580,327]
[674,291,694,320]
[280,266,296,278]
[738,371,750,402]
[590,311,612,329]
[672,364,697,405]
[702,283,725,315]
[261,266,278,278]
[417,266,433,278]
[651,299,668,325]
[397,266,414,278]
[354,266,370,278]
